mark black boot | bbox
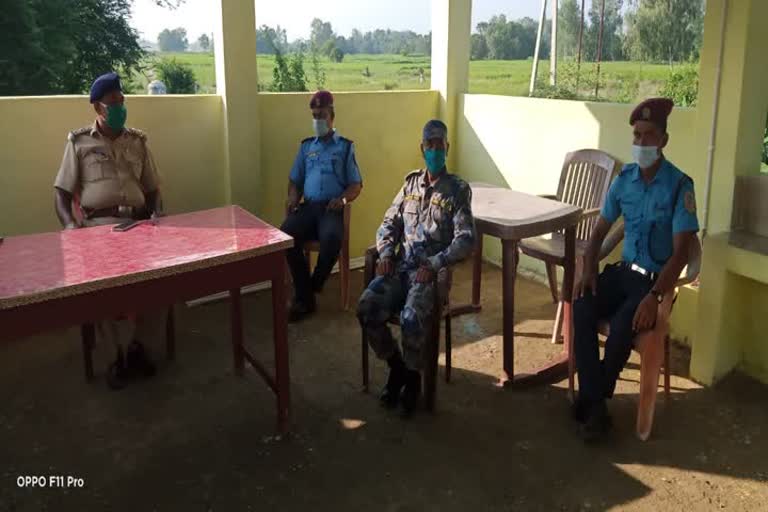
[571,395,589,424]
[400,369,422,418]
[380,353,406,409]
[126,340,156,378]
[579,400,612,443]
[106,347,128,390]
[288,294,316,323]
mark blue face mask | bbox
[313,119,330,137]
[424,149,446,175]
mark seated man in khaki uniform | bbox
[53,72,164,390]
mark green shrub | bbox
[155,58,197,94]
[660,65,699,107]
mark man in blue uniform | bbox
[572,98,700,441]
[281,90,363,322]
[357,120,475,416]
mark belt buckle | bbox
[117,205,133,218]
[630,263,648,276]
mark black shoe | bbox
[106,348,129,390]
[400,370,422,418]
[571,396,589,424]
[579,401,612,443]
[288,296,316,323]
[311,275,325,294]
[380,353,406,409]
[126,341,156,378]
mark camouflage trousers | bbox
[357,271,436,371]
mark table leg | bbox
[81,324,95,381]
[450,233,484,317]
[230,288,244,376]
[272,258,291,435]
[507,226,576,388]
[500,239,518,385]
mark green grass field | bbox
[140,52,680,103]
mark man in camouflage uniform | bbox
[357,120,475,416]
[53,72,164,390]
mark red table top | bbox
[0,206,293,310]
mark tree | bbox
[0,0,146,96]
[157,27,188,52]
[329,47,344,63]
[470,33,488,60]
[623,0,704,64]
[310,18,335,49]
[558,0,583,58]
[584,0,624,61]
[155,58,197,93]
[257,25,287,54]
[197,34,211,52]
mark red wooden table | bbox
[0,206,294,433]
[452,183,583,388]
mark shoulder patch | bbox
[125,128,147,141]
[684,190,696,213]
[68,126,91,142]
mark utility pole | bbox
[529,0,548,96]
[550,0,558,86]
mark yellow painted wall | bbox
[0,95,228,236]
[257,91,440,260]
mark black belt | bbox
[83,205,148,220]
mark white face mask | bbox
[632,144,660,169]
[313,119,330,137]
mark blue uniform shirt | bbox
[601,159,699,273]
[289,131,362,201]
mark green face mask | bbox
[102,103,127,132]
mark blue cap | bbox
[422,119,448,141]
[89,72,122,104]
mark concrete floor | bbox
[1,262,767,512]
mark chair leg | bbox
[664,335,671,400]
[545,263,559,304]
[445,314,452,383]
[551,300,564,344]
[362,331,369,393]
[81,324,96,381]
[340,242,350,311]
[424,312,440,412]
[635,331,665,441]
[165,306,176,362]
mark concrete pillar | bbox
[690,0,768,384]
[213,0,260,212]
[431,0,472,166]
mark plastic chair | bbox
[360,246,453,411]
[568,219,702,440]
[519,149,621,343]
[304,203,351,310]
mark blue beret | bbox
[89,72,122,104]
[423,119,448,141]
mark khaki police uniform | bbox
[54,123,163,354]
[54,123,160,227]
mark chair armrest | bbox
[538,194,558,201]
[674,235,702,288]
[581,208,601,220]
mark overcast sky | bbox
[130,0,594,43]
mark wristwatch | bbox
[650,289,664,304]
[342,197,348,205]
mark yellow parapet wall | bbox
[0,95,228,236]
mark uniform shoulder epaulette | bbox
[618,163,637,177]
[124,127,147,141]
[405,169,423,181]
[67,126,91,142]
[301,136,315,144]
[338,136,354,145]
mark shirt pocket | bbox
[81,151,116,182]
[620,197,643,222]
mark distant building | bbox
[148,80,167,95]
